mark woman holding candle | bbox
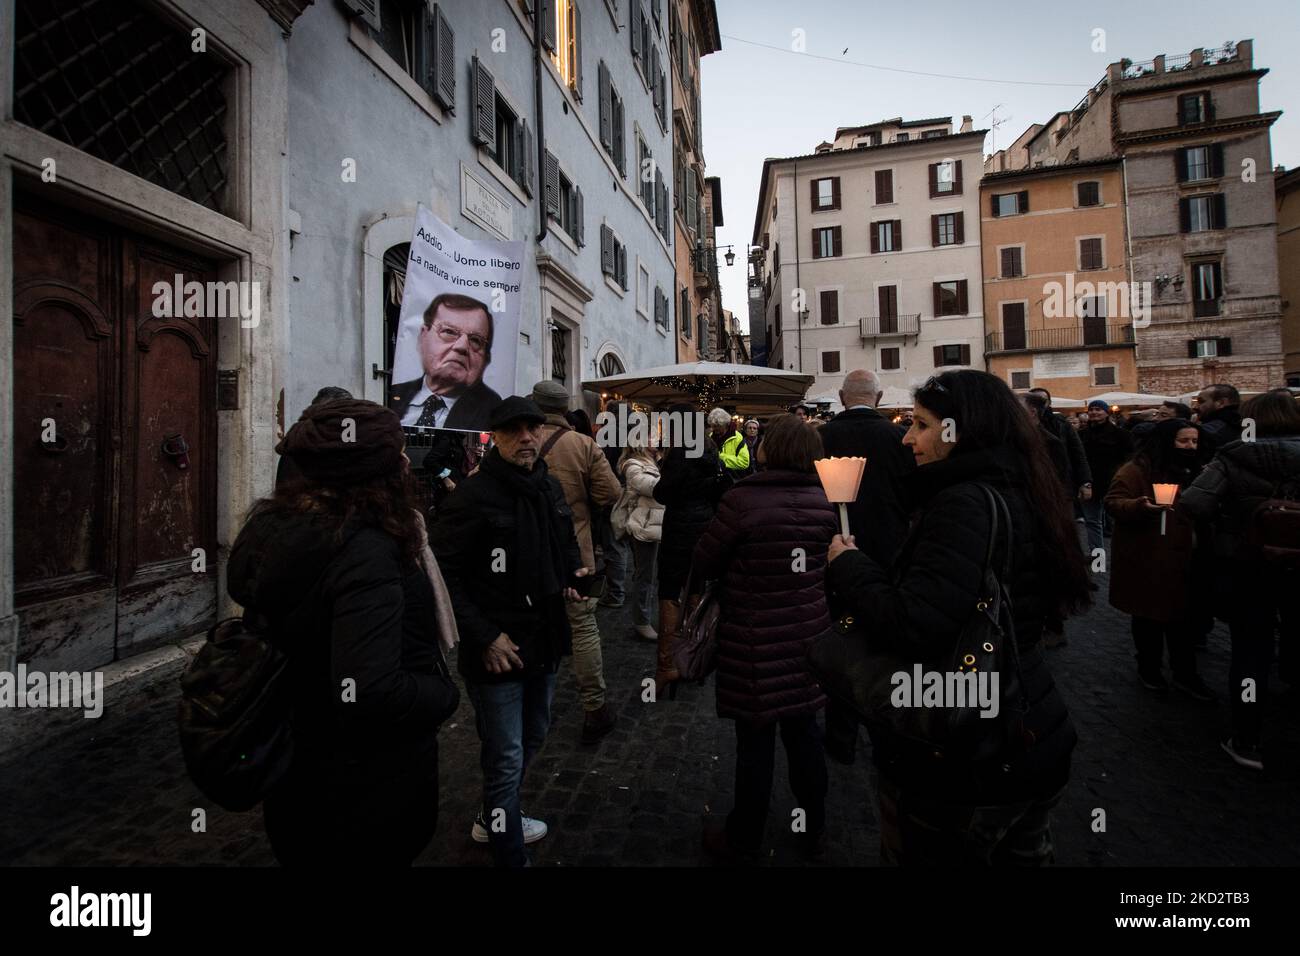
[1104,418,1215,700]
[691,414,839,863]
[826,371,1089,866]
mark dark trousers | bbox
[877,773,1064,866]
[727,713,828,852]
[1132,616,1198,681]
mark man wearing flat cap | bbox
[430,395,587,867]
[530,380,622,744]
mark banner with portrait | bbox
[388,206,523,433]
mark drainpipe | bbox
[1121,156,1135,357]
[533,1,548,243]
[792,157,803,372]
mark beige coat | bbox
[614,456,665,543]
[538,415,621,569]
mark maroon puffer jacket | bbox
[691,469,838,723]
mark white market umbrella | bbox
[584,361,814,409]
[1089,391,1180,407]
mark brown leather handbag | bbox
[672,566,721,682]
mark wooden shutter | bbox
[573,2,583,100]
[1205,94,1216,122]
[598,62,612,149]
[617,243,627,289]
[1210,143,1224,178]
[601,225,613,275]
[952,160,963,195]
[810,179,819,212]
[990,193,1001,217]
[932,283,942,316]
[957,280,968,314]
[1217,337,1232,356]
[1187,339,1200,359]
[928,163,939,198]
[820,289,838,325]
[930,214,940,247]
[879,285,898,320]
[630,1,642,60]
[1175,148,1190,182]
[613,96,625,174]
[832,226,842,257]
[1179,196,1191,233]
[433,5,455,110]
[541,0,557,51]
[650,44,661,114]
[954,211,965,244]
[876,169,893,203]
[812,229,822,259]
[521,119,535,196]
[544,150,560,216]
[831,177,841,210]
[1003,302,1026,350]
[870,222,880,254]
[933,345,944,366]
[1018,190,1029,213]
[959,344,971,365]
[471,56,496,149]
[892,220,901,250]
[1212,193,1226,229]
[573,184,585,246]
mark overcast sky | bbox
[701,0,1300,331]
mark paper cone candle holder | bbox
[1152,483,1179,506]
[815,457,867,538]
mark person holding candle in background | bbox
[1104,418,1215,701]
[827,371,1088,865]
[690,414,838,863]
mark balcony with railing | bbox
[859,314,921,340]
[985,323,1135,354]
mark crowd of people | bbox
[227,370,1298,867]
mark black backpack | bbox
[178,616,293,812]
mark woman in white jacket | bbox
[615,444,666,641]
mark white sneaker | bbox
[471,812,549,844]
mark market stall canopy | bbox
[877,386,915,410]
[584,362,815,409]
[1050,397,1086,409]
[1089,391,1180,407]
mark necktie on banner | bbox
[414,395,446,429]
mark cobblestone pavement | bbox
[2,570,1298,867]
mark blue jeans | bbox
[465,670,557,867]
[628,537,659,627]
[1080,496,1109,555]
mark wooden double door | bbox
[12,196,218,670]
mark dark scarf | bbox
[479,447,568,599]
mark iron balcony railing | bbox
[859,314,921,339]
[985,323,1135,354]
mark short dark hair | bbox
[1029,387,1052,402]
[1242,390,1300,437]
[422,292,495,361]
[788,403,809,417]
[1163,401,1193,419]
[1201,383,1240,405]
[311,386,352,406]
[759,413,824,473]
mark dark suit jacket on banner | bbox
[389,378,503,432]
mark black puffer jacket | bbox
[654,441,727,599]
[1180,434,1300,560]
[826,447,1077,804]
[227,508,459,860]
[692,470,838,722]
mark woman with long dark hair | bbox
[227,399,460,866]
[827,370,1089,866]
[1105,418,1215,700]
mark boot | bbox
[580,703,617,744]
[656,599,681,698]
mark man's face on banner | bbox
[419,303,491,394]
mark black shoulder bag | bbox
[806,483,1029,765]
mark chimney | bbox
[959,115,973,133]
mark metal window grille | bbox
[15,0,233,213]
[599,353,624,377]
[551,326,568,385]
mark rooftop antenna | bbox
[982,104,1010,153]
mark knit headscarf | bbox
[277,398,405,485]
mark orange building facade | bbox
[980,159,1139,400]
